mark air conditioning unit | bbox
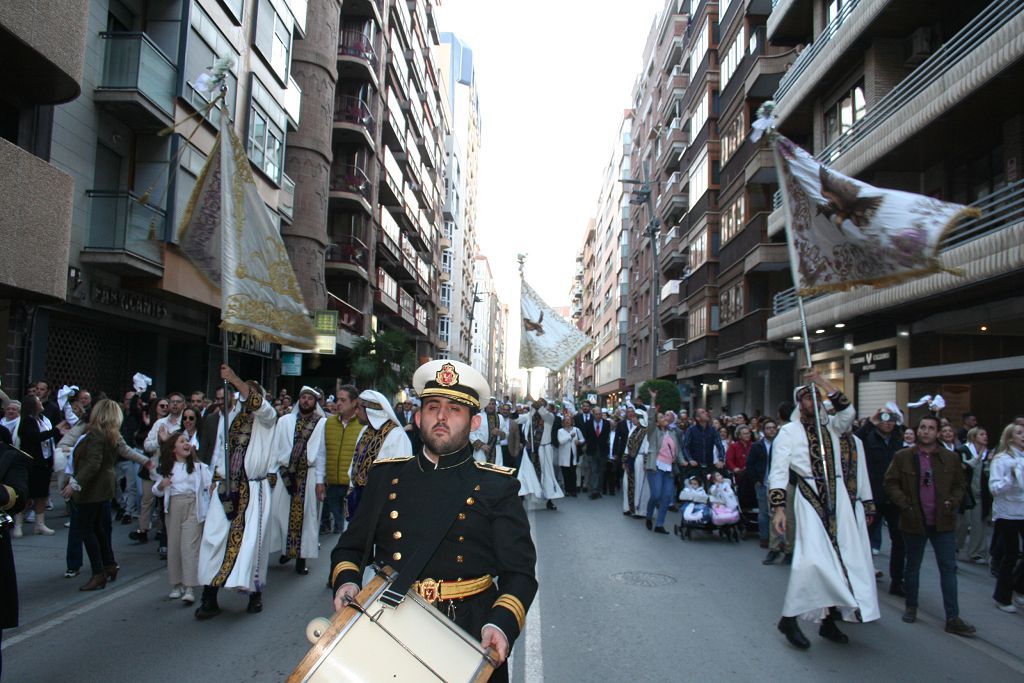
[904,27,933,66]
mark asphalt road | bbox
[4,493,1023,682]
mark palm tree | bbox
[350,329,416,399]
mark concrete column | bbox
[282,0,341,312]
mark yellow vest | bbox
[324,416,362,486]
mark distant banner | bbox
[519,279,593,372]
[772,134,977,296]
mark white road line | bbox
[523,506,543,683]
[2,573,162,650]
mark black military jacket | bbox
[330,444,537,645]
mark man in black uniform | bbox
[330,360,537,682]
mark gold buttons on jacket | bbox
[474,485,481,491]
[393,552,402,561]
[391,478,399,485]
[466,497,475,505]
[457,513,466,520]
[388,493,397,500]
[456,555,464,563]
[458,536,465,543]
[390,511,399,520]
[393,531,402,540]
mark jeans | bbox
[755,482,770,542]
[992,518,1024,605]
[115,460,139,517]
[645,469,674,528]
[881,503,906,584]
[66,501,83,571]
[903,526,959,620]
[324,484,348,533]
[77,500,115,575]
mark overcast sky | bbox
[435,0,666,386]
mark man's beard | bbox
[421,421,472,456]
[299,404,315,416]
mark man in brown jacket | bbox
[884,414,975,636]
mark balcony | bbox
[327,293,364,335]
[745,47,793,100]
[343,0,383,26]
[678,335,719,377]
[94,32,176,131]
[325,235,370,277]
[279,173,295,222]
[329,164,373,214]
[415,303,429,336]
[717,308,770,355]
[80,191,164,277]
[374,267,399,313]
[284,75,302,130]
[333,95,375,147]
[398,288,416,326]
[338,29,378,84]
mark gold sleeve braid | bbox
[331,561,361,586]
[769,487,787,508]
[1,484,17,511]
[493,594,526,631]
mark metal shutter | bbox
[857,381,897,419]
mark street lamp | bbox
[620,161,661,384]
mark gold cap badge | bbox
[435,362,459,387]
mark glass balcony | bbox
[329,164,373,205]
[82,191,164,276]
[280,174,295,221]
[339,29,378,69]
[325,235,370,273]
[334,95,376,138]
[95,32,176,130]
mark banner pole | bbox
[796,293,833,516]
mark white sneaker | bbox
[972,556,988,565]
[871,548,880,556]
[995,602,1018,613]
[25,510,36,523]
[181,588,195,604]
[46,498,54,511]
[12,524,23,539]
[34,524,56,536]
[1013,593,1024,608]
[64,521,71,528]
[168,586,183,600]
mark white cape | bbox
[198,397,279,592]
[518,444,564,509]
[267,412,326,560]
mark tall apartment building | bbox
[11,0,306,396]
[435,32,481,362]
[577,113,634,407]
[765,0,1024,426]
[0,1,88,390]
[306,0,449,381]
[471,254,507,397]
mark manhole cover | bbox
[609,571,677,587]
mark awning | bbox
[867,355,1024,382]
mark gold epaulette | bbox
[475,461,516,476]
[371,455,415,467]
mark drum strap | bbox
[380,475,480,608]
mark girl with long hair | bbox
[988,422,1024,613]
[14,395,67,536]
[153,430,212,605]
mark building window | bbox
[438,316,451,344]
[719,281,744,325]
[720,110,745,164]
[688,149,710,209]
[247,77,287,183]
[688,228,708,271]
[824,79,866,147]
[440,282,452,308]
[220,0,243,23]
[721,195,745,245]
[689,304,708,339]
[690,89,711,138]
[719,25,746,90]
[689,17,711,77]
[254,0,292,85]
[441,248,453,275]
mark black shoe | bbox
[546,500,557,511]
[623,510,633,516]
[653,527,669,535]
[778,617,810,650]
[120,515,132,525]
[889,581,906,597]
[763,550,781,565]
[246,592,263,614]
[589,492,601,500]
[129,529,148,544]
[631,513,645,520]
[902,607,917,623]
[819,617,849,644]
[279,555,293,565]
[296,559,309,575]
[667,504,678,513]
[782,553,793,565]
[645,518,653,530]
[195,588,220,620]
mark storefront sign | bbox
[850,347,897,374]
[281,352,302,376]
[227,331,273,357]
[91,283,167,319]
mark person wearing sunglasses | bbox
[885,414,975,637]
[133,393,186,547]
[180,408,201,452]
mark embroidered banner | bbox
[771,134,978,296]
[519,279,593,372]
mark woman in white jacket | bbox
[988,422,1024,613]
[556,416,584,498]
[153,430,212,605]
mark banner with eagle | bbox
[519,279,593,372]
[771,134,978,296]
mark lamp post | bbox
[621,161,661,384]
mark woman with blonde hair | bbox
[61,399,122,591]
[988,422,1024,613]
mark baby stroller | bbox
[673,472,742,542]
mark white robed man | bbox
[470,398,501,464]
[515,398,564,510]
[268,386,326,576]
[770,369,879,649]
[195,365,280,619]
[344,389,412,520]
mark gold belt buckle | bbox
[416,578,440,604]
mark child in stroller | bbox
[674,471,742,542]
[708,470,742,542]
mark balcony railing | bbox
[327,293,364,334]
[774,0,861,104]
[85,191,164,260]
[772,178,1024,314]
[334,95,376,135]
[339,29,377,68]
[818,0,1022,163]
[97,32,176,118]
[325,235,370,271]
[718,308,770,353]
[330,164,372,200]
